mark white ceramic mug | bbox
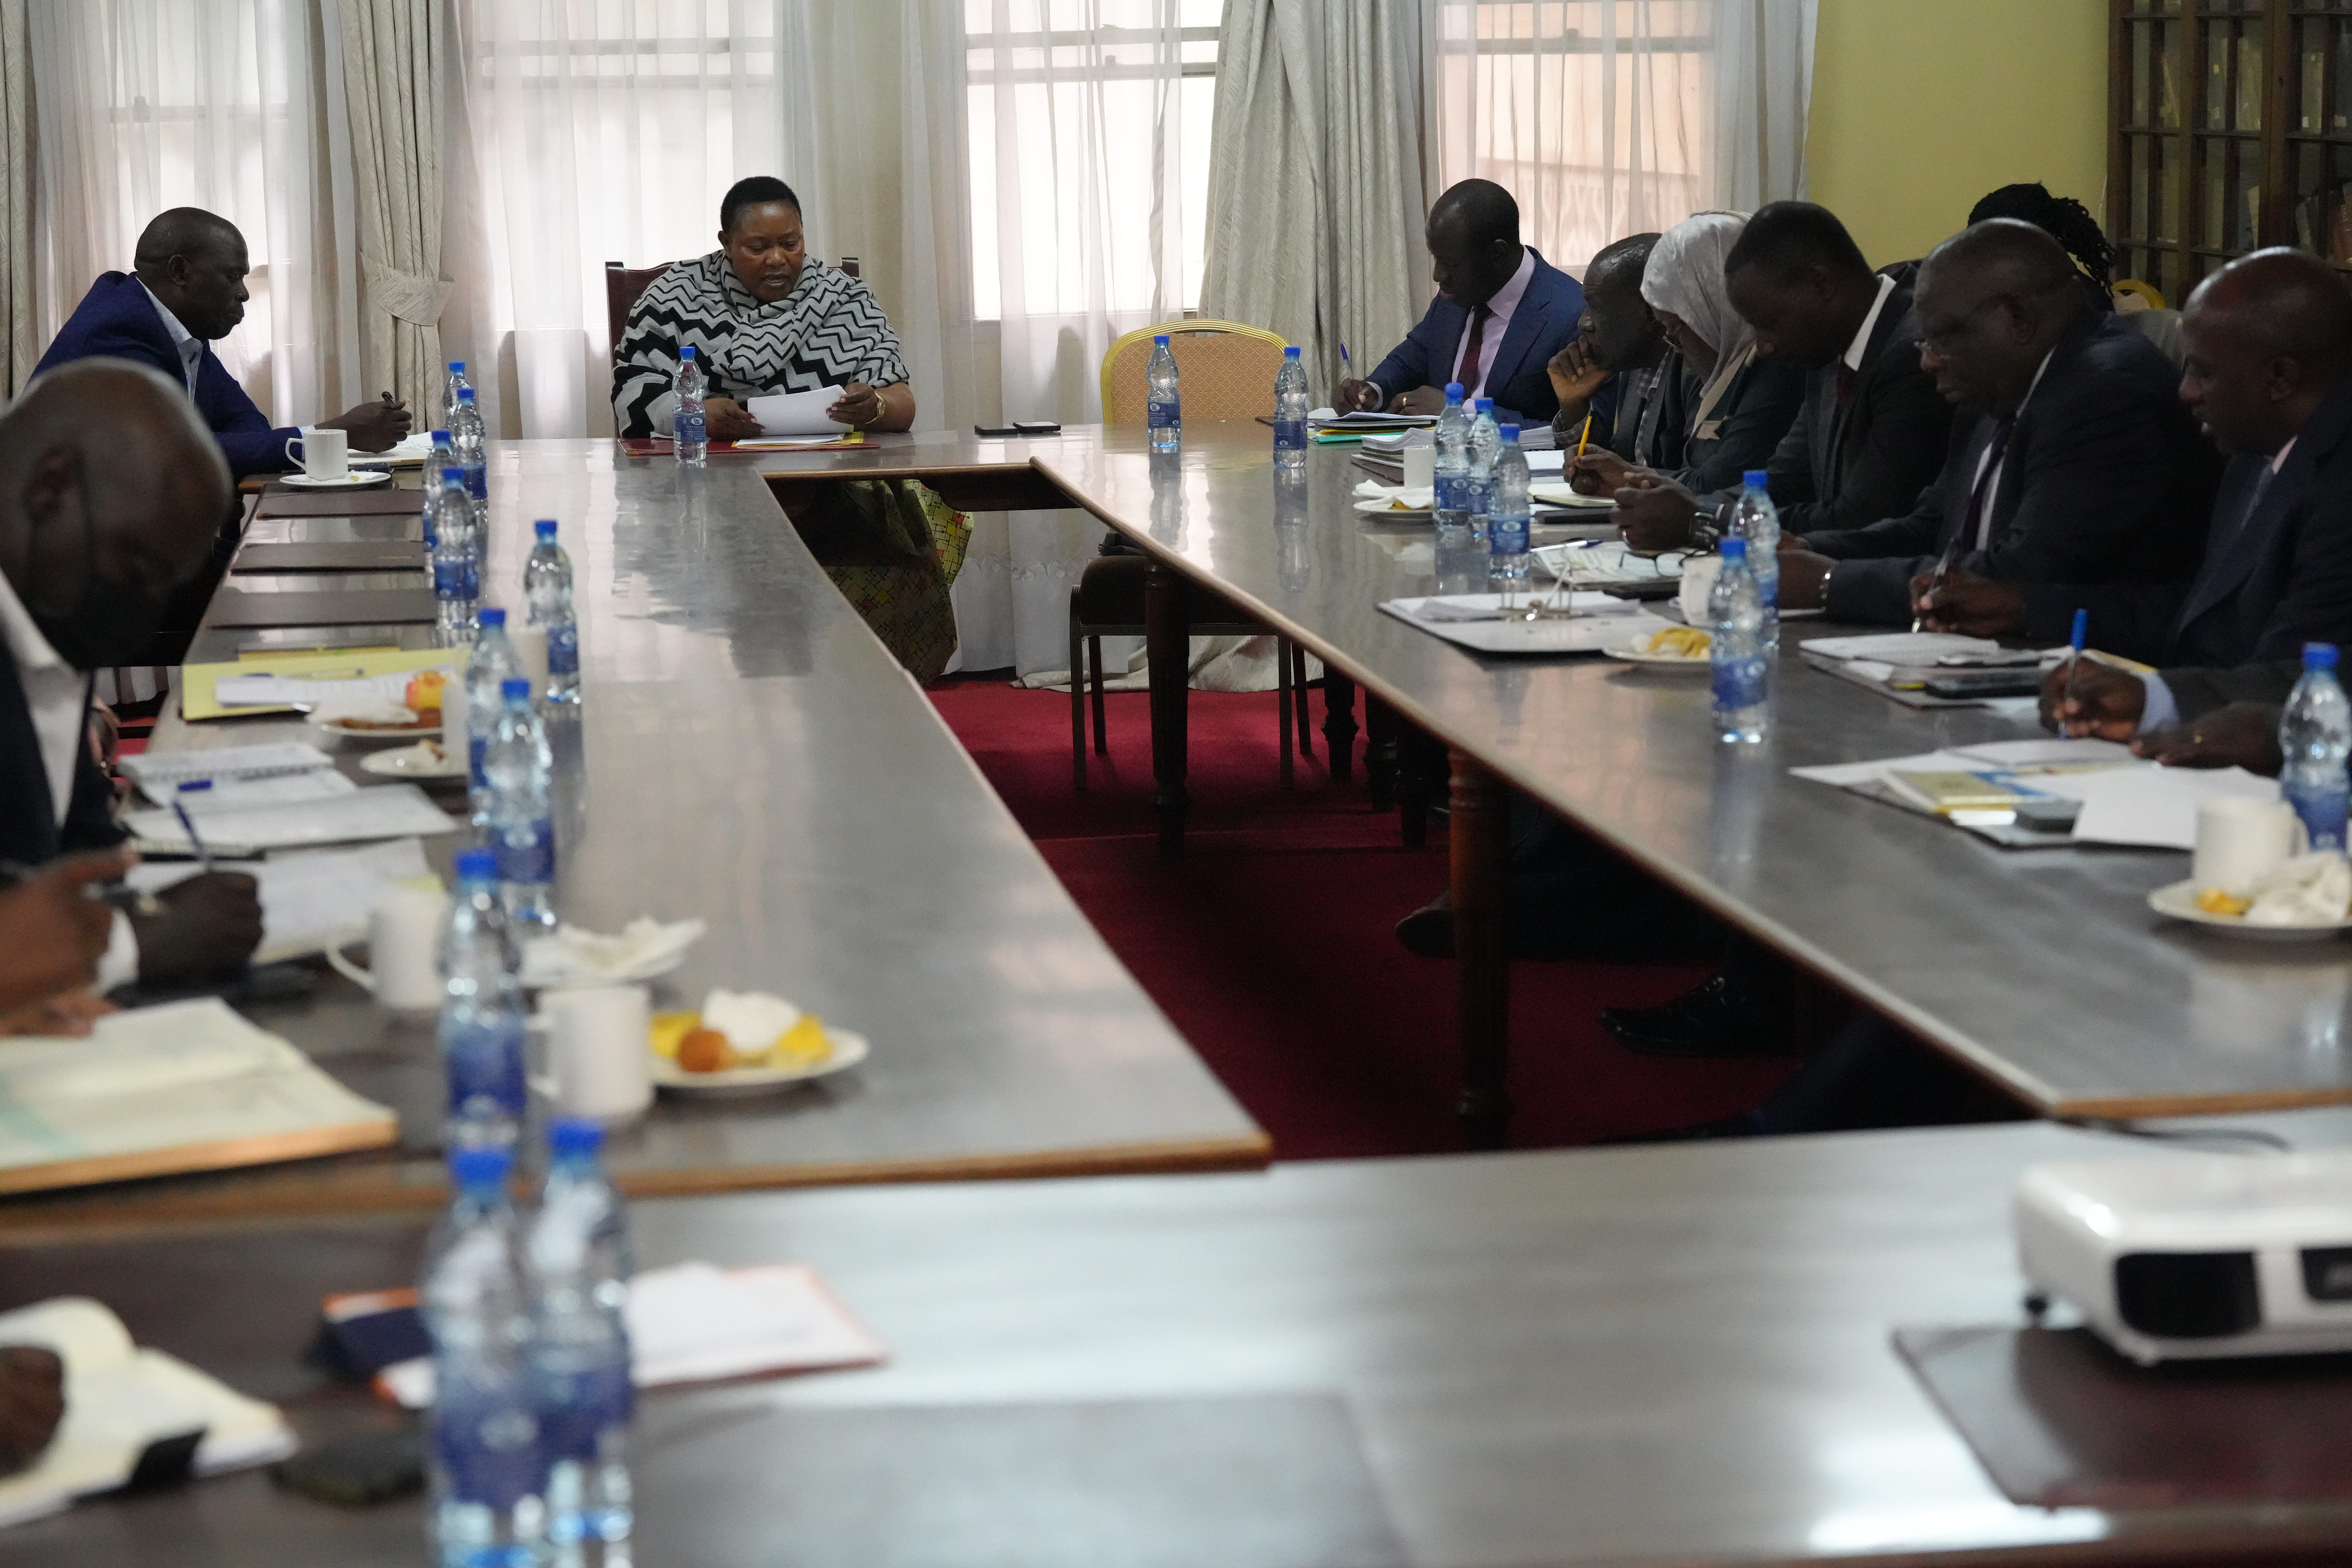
[507,624,551,700]
[540,984,654,1122]
[1677,553,1723,625]
[326,885,448,1012]
[285,427,349,481]
[2194,796,2303,895]
[1403,444,1436,490]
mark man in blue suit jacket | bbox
[34,208,408,480]
[1335,180,1584,427]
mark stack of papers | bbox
[125,783,456,853]
[1379,592,1667,653]
[746,388,851,437]
[1534,540,1683,587]
[120,741,337,794]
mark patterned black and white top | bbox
[612,251,910,438]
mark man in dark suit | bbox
[1333,180,1584,427]
[1608,201,1954,551]
[0,360,263,986]
[1985,249,2352,763]
[1776,219,2218,622]
[1544,233,1693,472]
[34,208,408,480]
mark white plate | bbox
[313,716,442,742]
[278,470,393,489]
[360,741,467,780]
[650,1029,871,1096]
[2147,880,2352,941]
[1352,497,1431,520]
[1604,638,1711,669]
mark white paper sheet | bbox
[127,839,433,963]
[124,784,456,853]
[212,670,418,709]
[1378,593,1666,653]
[120,742,335,791]
[1799,632,2003,663]
[1787,751,1984,788]
[746,387,852,437]
[2042,765,2280,849]
[1946,737,2138,771]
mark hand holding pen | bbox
[0,848,139,1013]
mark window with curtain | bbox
[963,0,1220,323]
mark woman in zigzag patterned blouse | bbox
[611,177,969,683]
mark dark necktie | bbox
[1967,415,2017,551]
[2221,461,2276,549]
[1836,363,1857,404]
[1456,304,1494,392]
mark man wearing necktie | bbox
[1773,219,2217,623]
[1334,180,1584,427]
[1901,249,2352,763]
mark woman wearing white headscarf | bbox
[1571,211,1804,497]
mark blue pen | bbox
[2062,608,2089,733]
[173,779,215,874]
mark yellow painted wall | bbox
[1806,0,2109,268]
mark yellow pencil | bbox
[1575,412,1593,460]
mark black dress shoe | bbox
[1394,891,1452,959]
[1601,972,1794,1058]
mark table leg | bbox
[1145,559,1191,857]
[1450,749,1511,1148]
[1323,672,1359,784]
[1397,728,1445,850]
[1365,695,1400,810]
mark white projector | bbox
[2015,1148,2352,1364]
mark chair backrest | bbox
[605,261,677,363]
[1099,319,1290,425]
[2123,305,2188,370]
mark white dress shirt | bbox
[138,280,206,394]
[0,572,140,991]
[1842,273,1898,374]
[2134,439,2299,734]
[1454,247,1536,402]
[1967,346,2058,551]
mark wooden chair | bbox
[1072,319,1311,790]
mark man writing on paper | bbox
[1334,180,1584,426]
[0,361,263,990]
[35,209,410,480]
[1769,220,2217,621]
[1962,249,2352,770]
[1544,234,1691,471]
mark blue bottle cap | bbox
[457,387,476,402]
[1283,345,1300,359]
[680,344,696,360]
[549,1118,605,1157]
[1499,424,1520,442]
[1154,334,1170,345]
[1743,470,1769,488]
[478,607,506,627]
[501,678,530,700]
[440,465,464,483]
[430,428,449,443]
[1445,382,1464,401]
[449,1145,511,1189]
[1476,398,1494,413]
[2306,642,2339,671]
[535,519,557,537]
[447,361,465,374]
[1720,538,1748,560]
[454,847,497,882]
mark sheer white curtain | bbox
[27,0,351,424]
[1426,0,1816,278]
[451,0,814,438]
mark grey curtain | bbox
[1199,0,1429,404]
[0,0,35,396]
[337,0,452,409]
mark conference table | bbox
[12,1116,2352,1566]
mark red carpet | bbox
[930,674,1798,1158]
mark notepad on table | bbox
[0,1297,295,1530]
[119,741,337,793]
[124,783,455,854]
[180,645,458,721]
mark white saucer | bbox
[313,715,442,742]
[279,470,393,489]
[1352,497,1432,520]
[359,740,467,780]
[650,1029,871,1095]
[2147,880,2352,942]
[1604,638,1710,670]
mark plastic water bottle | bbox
[466,611,524,826]
[529,1120,635,1562]
[1710,538,1769,745]
[1467,397,1502,543]
[488,678,557,931]
[438,848,528,1147]
[451,389,489,544]
[2281,642,2352,851]
[1490,424,1532,606]
[1272,345,1308,470]
[1432,383,1471,544]
[423,1144,547,1568]
[441,361,473,431]
[420,428,453,536]
[525,521,579,705]
[432,466,480,639]
[1146,334,1180,452]
[1729,469,1781,651]
[674,345,707,467]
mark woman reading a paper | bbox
[612,177,968,681]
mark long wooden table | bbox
[11,1117,2352,1566]
[5,441,1266,1238]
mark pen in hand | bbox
[1913,533,1961,635]
[2061,607,2089,734]
[0,857,161,918]
[172,780,215,875]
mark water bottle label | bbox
[434,559,468,597]
[495,819,556,884]
[676,408,706,445]
[1434,474,1470,513]
[1148,398,1180,430]
[444,1019,528,1123]
[1490,514,1530,556]
[537,1361,635,1460]
[463,463,487,502]
[546,625,579,676]
[1273,418,1306,449]
[432,1396,543,1509]
[469,734,488,787]
[460,560,480,599]
[2286,781,2350,852]
[1711,654,1768,711]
